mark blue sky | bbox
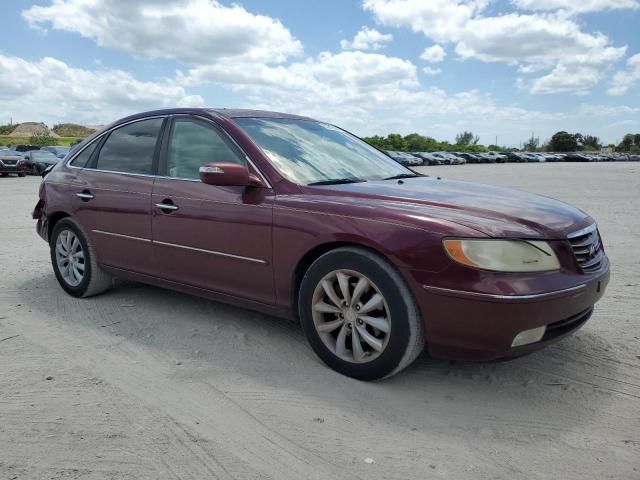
[1,0,639,146]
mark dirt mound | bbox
[52,123,96,137]
[8,122,59,138]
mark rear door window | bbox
[92,118,164,174]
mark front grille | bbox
[567,224,603,272]
[2,160,17,166]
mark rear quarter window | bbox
[68,142,98,168]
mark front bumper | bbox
[410,262,610,361]
[0,163,28,174]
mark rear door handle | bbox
[76,190,94,201]
[155,199,179,213]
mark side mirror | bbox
[199,162,264,187]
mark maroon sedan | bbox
[33,109,609,380]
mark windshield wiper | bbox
[382,173,423,180]
[308,178,365,186]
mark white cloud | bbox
[363,0,486,43]
[420,45,446,63]
[608,53,640,95]
[178,50,565,141]
[576,103,640,116]
[0,54,203,125]
[422,66,442,75]
[512,0,640,13]
[364,0,627,94]
[23,0,302,65]
[340,27,393,51]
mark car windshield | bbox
[234,118,410,184]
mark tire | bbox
[298,247,424,380]
[50,218,113,298]
[18,172,26,177]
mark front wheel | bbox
[50,218,113,297]
[299,247,425,380]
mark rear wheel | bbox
[299,247,424,380]
[50,218,113,298]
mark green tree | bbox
[523,134,540,151]
[29,133,59,146]
[455,131,480,145]
[548,131,578,152]
[617,134,635,152]
[404,132,439,152]
[0,123,15,135]
[385,133,406,151]
[362,135,388,150]
[579,134,601,150]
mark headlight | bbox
[443,239,560,272]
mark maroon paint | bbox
[34,108,610,361]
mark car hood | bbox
[309,176,592,238]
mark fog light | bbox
[511,326,546,347]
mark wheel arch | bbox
[290,240,397,320]
[47,211,71,243]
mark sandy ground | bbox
[0,163,639,480]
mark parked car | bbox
[23,150,61,175]
[519,152,541,162]
[475,153,497,163]
[431,152,463,165]
[412,152,442,165]
[13,144,41,153]
[543,153,564,162]
[564,153,591,162]
[457,152,483,163]
[385,151,423,167]
[42,146,71,159]
[0,147,28,177]
[484,151,507,163]
[33,108,610,380]
[503,152,527,162]
[449,153,467,164]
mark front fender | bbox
[272,203,479,308]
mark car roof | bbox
[108,107,314,127]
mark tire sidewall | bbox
[50,219,93,297]
[299,249,413,380]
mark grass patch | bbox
[0,136,84,147]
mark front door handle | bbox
[76,190,94,201]
[155,199,179,213]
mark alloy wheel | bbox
[311,269,391,363]
[55,229,85,287]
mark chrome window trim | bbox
[67,113,272,189]
[154,240,267,264]
[92,230,152,243]
[567,223,597,239]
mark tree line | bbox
[363,130,640,153]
